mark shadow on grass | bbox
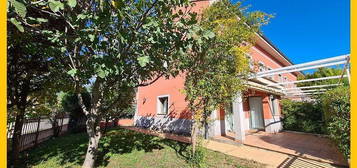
[20,127,191,167]
[161,138,191,160]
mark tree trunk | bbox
[191,120,198,154]
[203,110,209,139]
[52,116,59,137]
[78,79,103,168]
[34,117,41,147]
[204,121,208,139]
[114,117,119,127]
[59,114,64,135]
[82,114,101,168]
[11,106,25,167]
[82,132,101,168]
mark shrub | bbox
[320,86,350,159]
[62,92,91,133]
[280,99,325,134]
[188,145,207,168]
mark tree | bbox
[9,0,201,167]
[7,0,66,165]
[38,91,68,137]
[297,67,347,87]
[100,85,136,134]
[182,0,271,159]
[24,0,200,167]
[62,91,91,133]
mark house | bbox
[133,0,302,142]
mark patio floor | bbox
[123,126,348,167]
[212,131,348,167]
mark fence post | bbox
[59,114,64,135]
[34,117,41,146]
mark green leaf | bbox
[137,56,150,67]
[48,0,64,13]
[10,0,27,18]
[74,37,81,42]
[88,34,95,42]
[98,70,106,78]
[77,14,87,20]
[204,31,215,39]
[60,47,66,52]
[96,68,106,78]
[67,0,77,8]
[36,18,48,23]
[67,69,77,77]
[9,18,24,32]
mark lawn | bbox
[20,128,264,168]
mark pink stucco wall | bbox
[137,45,289,121]
[137,74,191,119]
[243,89,281,120]
[136,0,293,122]
[249,45,297,82]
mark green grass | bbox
[20,128,264,168]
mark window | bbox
[269,95,279,116]
[245,54,254,69]
[258,62,266,72]
[157,95,169,115]
[273,99,279,115]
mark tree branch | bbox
[135,72,165,87]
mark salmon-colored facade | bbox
[134,0,301,138]
[137,73,191,119]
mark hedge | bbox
[280,99,325,134]
[281,86,350,159]
[320,86,350,159]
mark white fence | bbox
[7,117,70,152]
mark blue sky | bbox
[235,0,350,66]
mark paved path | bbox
[123,127,347,168]
[205,140,345,168]
[243,131,347,166]
[205,140,286,167]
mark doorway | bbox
[224,103,234,133]
[249,97,265,130]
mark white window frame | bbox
[157,95,170,115]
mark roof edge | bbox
[255,33,304,77]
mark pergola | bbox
[252,54,350,100]
[226,54,350,142]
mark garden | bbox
[7,0,273,167]
[7,0,351,167]
[19,128,264,168]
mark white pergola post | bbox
[232,92,245,142]
[347,68,351,84]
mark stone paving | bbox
[204,140,288,168]
[123,127,348,168]
[243,131,347,166]
[212,131,348,167]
